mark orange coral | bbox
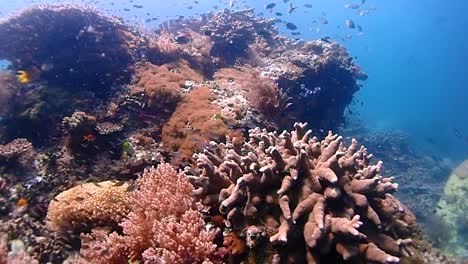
[162,86,229,165]
[131,60,204,117]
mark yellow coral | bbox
[46,181,130,232]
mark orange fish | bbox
[17,198,28,207]
[82,134,96,142]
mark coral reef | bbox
[261,40,367,129]
[190,123,415,263]
[435,159,468,258]
[77,163,220,264]
[0,4,140,92]
[46,180,130,232]
[213,67,293,128]
[0,71,17,119]
[0,4,445,264]
[162,86,229,166]
[130,60,204,118]
[0,235,39,264]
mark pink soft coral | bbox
[78,163,219,264]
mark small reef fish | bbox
[288,3,298,14]
[275,12,283,16]
[265,3,276,10]
[16,67,41,83]
[17,198,28,207]
[359,10,370,16]
[83,134,96,142]
[345,19,355,29]
[345,3,361,9]
[285,22,298,30]
[304,3,313,8]
[16,70,31,83]
[319,17,328,24]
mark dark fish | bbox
[275,12,283,16]
[361,0,366,5]
[453,128,462,138]
[145,18,152,23]
[291,32,301,36]
[320,36,331,43]
[187,5,193,9]
[123,8,130,11]
[345,19,355,29]
[288,3,298,14]
[319,17,328,24]
[194,0,199,3]
[285,22,298,30]
[283,0,290,2]
[132,5,143,8]
[357,25,362,32]
[273,18,283,24]
[345,3,361,9]
[75,196,85,201]
[213,5,219,9]
[265,3,276,9]
[304,3,313,8]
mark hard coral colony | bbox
[0,3,445,264]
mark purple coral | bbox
[190,122,415,263]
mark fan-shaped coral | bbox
[190,122,415,263]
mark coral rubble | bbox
[190,123,415,263]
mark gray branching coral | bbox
[190,122,415,263]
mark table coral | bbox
[46,180,130,232]
[190,122,415,263]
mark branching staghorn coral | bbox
[77,163,220,264]
[190,122,415,263]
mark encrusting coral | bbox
[46,180,130,232]
[76,163,220,264]
[162,86,229,166]
[190,122,415,263]
[131,60,204,117]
